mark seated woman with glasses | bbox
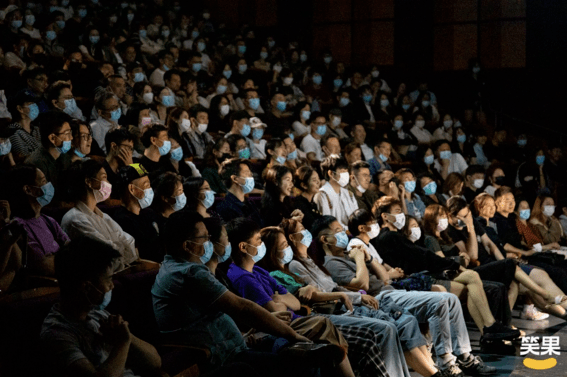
[69,119,93,162]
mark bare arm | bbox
[271,292,301,311]
[346,247,370,291]
[480,233,505,260]
[367,259,390,284]
[127,335,162,376]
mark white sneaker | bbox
[521,304,550,320]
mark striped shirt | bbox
[8,122,41,159]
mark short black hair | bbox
[55,236,121,294]
[226,217,261,264]
[433,139,451,152]
[230,110,249,125]
[141,124,168,148]
[46,80,71,106]
[348,209,374,236]
[153,172,182,205]
[105,128,134,154]
[320,155,349,180]
[190,104,208,118]
[183,176,205,211]
[226,134,246,153]
[66,159,104,201]
[464,164,485,178]
[163,211,204,256]
[311,215,337,246]
[203,217,224,244]
[37,111,72,148]
[164,69,181,84]
[220,158,250,188]
[350,160,370,175]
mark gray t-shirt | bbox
[151,255,247,365]
[323,255,386,296]
[40,304,137,377]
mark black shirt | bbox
[292,195,322,232]
[102,160,121,199]
[111,206,164,262]
[372,228,460,275]
[463,186,479,203]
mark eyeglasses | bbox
[79,133,93,141]
[189,235,211,244]
[57,131,72,138]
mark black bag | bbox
[527,251,565,266]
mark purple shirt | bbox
[15,215,69,270]
[227,264,300,320]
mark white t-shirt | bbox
[434,153,468,175]
[315,182,359,229]
[347,238,383,264]
[250,139,266,159]
[360,143,374,161]
[410,125,433,145]
[292,120,310,137]
[149,68,166,87]
[432,127,453,143]
[300,133,323,161]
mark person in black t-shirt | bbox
[103,128,135,199]
[112,163,163,262]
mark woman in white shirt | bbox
[291,102,311,138]
[432,113,454,142]
[433,140,468,180]
[410,113,433,145]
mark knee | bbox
[431,284,447,292]
[463,270,480,282]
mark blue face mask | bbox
[46,30,57,41]
[239,176,254,194]
[248,242,266,263]
[300,53,307,62]
[402,104,410,111]
[394,120,403,129]
[12,20,22,29]
[312,75,322,85]
[248,98,260,110]
[196,241,214,264]
[0,140,12,156]
[334,231,349,249]
[316,124,327,136]
[191,30,199,39]
[63,98,77,115]
[170,193,186,211]
[139,29,147,38]
[404,180,416,193]
[288,133,294,141]
[324,56,332,64]
[536,155,545,165]
[163,64,170,71]
[158,140,172,156]
[252,128,264,140]
[134,72,145,82]
[518,139,527,147]
[223,70,232,79]
[457,134,466,143]
[89,35,100,44]
[162,95,174,107]
[334,79,343,88]
[363,94,373,103]
[275,156,286,165]
[238,147,250,159]
[260,51,268,60]
[74,148,86,158]
[98,290,112,310]
[57,139,72,154]
[238,45,247,54]
[287,150,297,160]
[519,209,531,220]
[170,146,183,161]
[201,190,215,209]
[197,42,206,51]
[215,242,232,263]
[110,108,122,121]
[240,123,251,137]
[422,100,430,108]
[423,181,437,196]
[439,150,452,160]
[424,154,434,165]
[136,187,154,209]
[79,9,87,18]
[36,182,55,207]
[127,13,134,22]
[379,153,388,162]
[238,64,247,73]
[216,84,227,94]
[280,246,293,265]
[299,229,312,248]
[339,97,350,107]
[192,63,202,72]
[276,101,287,112]
[302,110,311,120]
[28,103,39,121]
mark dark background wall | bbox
[206,0,567,136]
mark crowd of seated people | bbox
[0,1,567,376]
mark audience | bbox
[0,4,565,376]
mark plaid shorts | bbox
[335,324,390,377]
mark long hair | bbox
[532,194,555,224]
[258,226,304,284]
[280,218,332,277]
[423,204,453,245]
[261,165,293,214]
[183,177,205,211]
[5,164,38,219]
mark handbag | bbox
[391,272,435,292]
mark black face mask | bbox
[217,153,232,163]
[494,176,506,186]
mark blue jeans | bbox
[376,290,472,366]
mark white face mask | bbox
[220,104,230,116]
[409,227,421,242]
[334,172,349,187]
[473,179,484,189]
[332,117,341,127]
[390,213,406,230]
[180,118,191,132]
[367,223,380,239]
[415,120,425,128]
[543,205,556,217]
[437,218,449,232]
[143,92,154,104]
[198,123,208,133]
[354,175,366,193]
